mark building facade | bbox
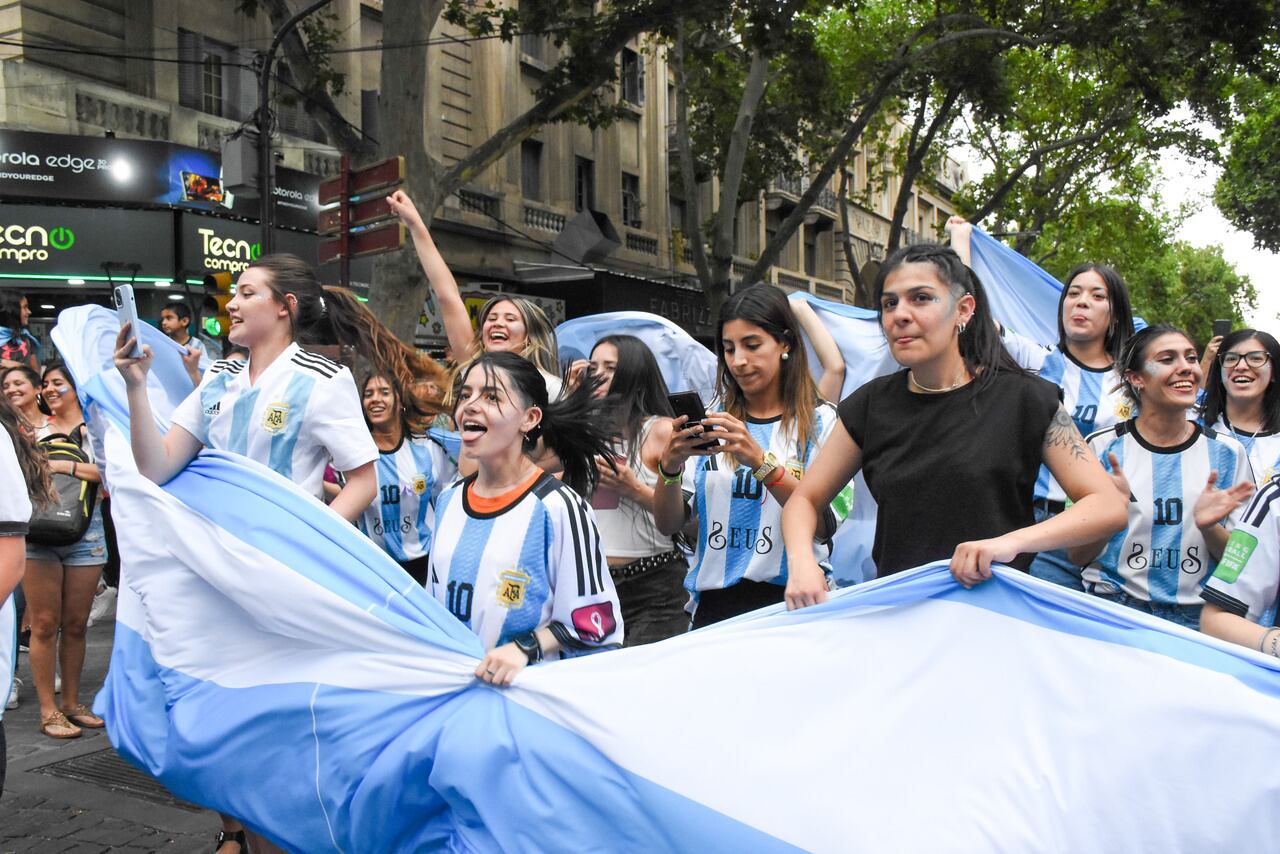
[1,0,967,344]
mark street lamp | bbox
[257,0,334,253]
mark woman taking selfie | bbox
[1199,328,1280,486]
[24,363,106,739]
[1070,325,1254,628]
[428,352,622,684]
[389,191,563,397]
[653,284,852,628]
[585,335,686,644]
[781,244,1126,601]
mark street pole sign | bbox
[317,155,407,287]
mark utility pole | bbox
[256,0,334,253]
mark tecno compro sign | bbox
[0,223,76,264]
[0,205,174,280]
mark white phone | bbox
[113,284,144,358]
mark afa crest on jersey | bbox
[1114,399,1134,420]
[262,402,290,434]
[497,569,530,608]
[412,474,428,496]
[785,458,804,480]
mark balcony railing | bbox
[816,188,840,212]
[626,232,659,256]
[772,174,803,196]
[523,205,566,233]
[457,190,498,218]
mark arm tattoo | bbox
[1043,404,1089,463]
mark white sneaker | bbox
[6,676,20,710]
[87,585,118,627]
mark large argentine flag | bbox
[556,311,718,403]
[57,308,1280,852]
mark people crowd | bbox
[2,209,1279,838]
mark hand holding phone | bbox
[667,391,719,451]
[1212,319,1232,340]
[113,285,144,358]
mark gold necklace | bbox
[908,370,970,394]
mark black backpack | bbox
[28,428,98,546]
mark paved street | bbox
[2,620,216,853]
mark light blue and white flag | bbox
[968,227,1064,346]
[56,307,1280,853]
[556,311,718,403]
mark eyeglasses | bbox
[1222,351,1271,369]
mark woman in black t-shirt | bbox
[781,244,1126,604]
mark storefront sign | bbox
[0,205,173,280]
[0,130,322,231]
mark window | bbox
[804,228,818,277]
[201,54,224,117]
[669,198,686,231]
[622,172,642,227]
[521,140,543,201]
[575,157,595,212]
[620,49,644,105]
[519,0,547,63]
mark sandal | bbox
[214,829,246,854]
[61,702,105,729]
[40,709,82,739]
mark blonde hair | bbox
[470,296,560,379]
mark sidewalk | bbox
[2,620,216,853]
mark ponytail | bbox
[246,253,449,429]
[457,352,613,497]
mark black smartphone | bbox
[667,391,719,450]
[1212,319,1232,339]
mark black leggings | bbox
[690,578,786,629]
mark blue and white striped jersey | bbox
[1083,420,1253,606]
[357,429,460,563]
[1210,415,1280,487]
[1202,478,1280,625]
[170,342,378,499]
[682,403,852,597]
[1004,334,1129,503]
[427,470,623,654]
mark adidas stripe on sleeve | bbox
[1202,478,1280,625]
[169,343,378,498]
[427,472,623,654]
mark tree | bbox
[242,0,727,341]
[1215,79,1280,253]
[1033,185,1256,344]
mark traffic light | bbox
[202,271,234,337]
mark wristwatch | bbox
[752,451,780,483]
[513,631,543,665]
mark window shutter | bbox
[636,54,646,106]
[178,30,203,110]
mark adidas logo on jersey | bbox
[204,401,221,417]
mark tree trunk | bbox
[367,1,441,343]
[886,85,960,250]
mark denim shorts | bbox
[26,507,107,567]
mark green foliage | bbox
[1215,80,1280,252]
[1036,188,1255,346]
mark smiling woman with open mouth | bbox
[1199,328,1280,487]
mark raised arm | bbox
[781,423,863,609]
[946,216,973,267]
[791,299,846,402]
[114,322,203,485]
[387,190,478,362]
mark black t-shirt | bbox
[837,368,1060,577]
